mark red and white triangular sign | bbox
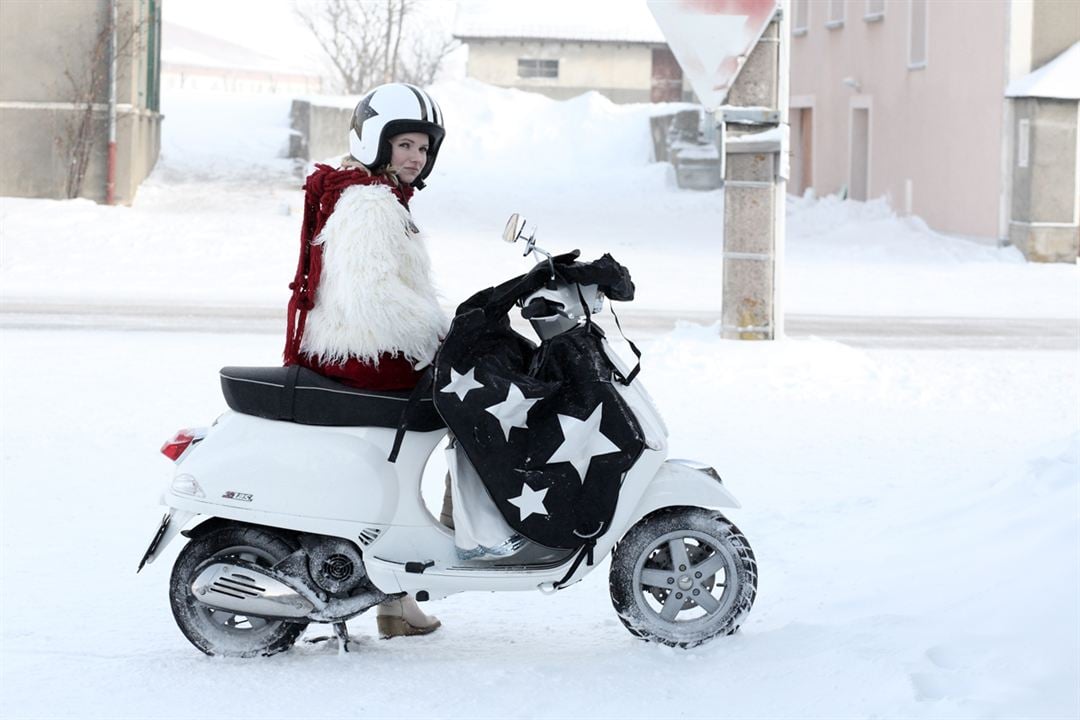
[648,0,779,109]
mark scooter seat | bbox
[219,366,446,431]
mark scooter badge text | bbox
[222,491,253,502]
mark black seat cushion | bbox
[220,366,446,431]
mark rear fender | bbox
[139,514,301,571]
[180,515,232,540]
[137,509,196,571]
[180,516,302,542]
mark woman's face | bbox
[388,132,430,184]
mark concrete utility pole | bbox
[648,0,789,340]
[718,8,788,340]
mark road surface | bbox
[1,301,1076,350]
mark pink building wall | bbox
[790,0,1009,240]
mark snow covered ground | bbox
[1,82,1078,718]
[0,329,1076,719]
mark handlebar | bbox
[521,296,567,320]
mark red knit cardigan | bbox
[283,164,424,391]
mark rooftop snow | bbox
[1005,42,1080,100]
[162,22,322,76]
[454,0,666,44]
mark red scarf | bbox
[283,164,414,366]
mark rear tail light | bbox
[161,429,197,461]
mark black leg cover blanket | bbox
[433,253,646,550]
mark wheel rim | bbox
[631,530,739,630]
[192,544,281,636]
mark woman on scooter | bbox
[283,82,448,639]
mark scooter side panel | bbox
[167,412,443,528]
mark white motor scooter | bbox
[139,215,757,656]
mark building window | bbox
[793,0,809,35]
[1017,119,1030,168]
[909,0,928,68]
[826,0,845,29]
[849,105,870,201]
[864,0,885,22]
[518,58,559,79]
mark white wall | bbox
[465,39,655,101]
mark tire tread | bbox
[609,506,757,648]
[169,522,308,657]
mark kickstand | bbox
[304,622,353,654]
[333,621,350,653]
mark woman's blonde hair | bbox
[340,155,404,186]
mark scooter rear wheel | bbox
[609,507,756,648]
[170,523,308,657]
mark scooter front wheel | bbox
[170,523,308,657]
[609,506,757,648]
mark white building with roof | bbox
[453,0,688,103]
[162,22,324,95]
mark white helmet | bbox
[348,83,445,187]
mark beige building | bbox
[789,0,1079,259]
[1004,43,1079,261]
[454,0,687,103]
[0,0,162,205]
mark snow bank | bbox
[302,78,694,186]
[1,79,1077,319]
[153,89,296,183]
[432,79,675,183]
[787,194,1022,265]
[782,194,1079,317]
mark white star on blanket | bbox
[508,482,549,521]
[485,383,539,441]
[440,367,484,401]
[544,404,620,483]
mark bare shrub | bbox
[57,5,146,199]
[295,0,458,94]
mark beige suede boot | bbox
[376,595,441,638]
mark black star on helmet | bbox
[353,99,379,140]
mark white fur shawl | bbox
[299,183,447,366]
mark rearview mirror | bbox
[503,213,526,244]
